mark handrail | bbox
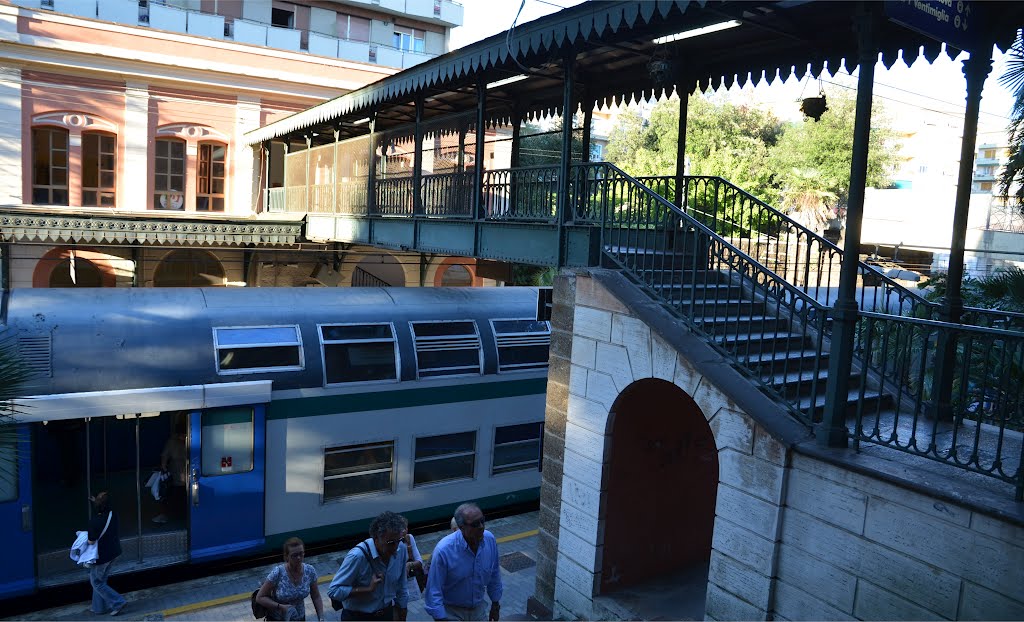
[582,162,1022,499]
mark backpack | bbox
[251,589,270,619]
[330,542,376,611]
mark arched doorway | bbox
[32,247,118,288]
[153,249,226,287]
[601,378,718,593]
[352,253,405,287]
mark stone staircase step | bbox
[741,348,829,373]
[799,387,892,417]
[716,331,810,356]
[695,315,786,335]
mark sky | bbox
[449,0,1017,137]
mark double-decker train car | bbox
[0,286,549,597]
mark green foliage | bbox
[518,118,591,168]
[919,267,1024,313]
[999,29,1024,203]
[509,264,556,286]
[601,90,900,228]
[0,333,33,484]
[770,91,899,213]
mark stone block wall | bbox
[774,454,1024,621]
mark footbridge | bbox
[246,2,1024,619]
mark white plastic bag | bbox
[70,531,98,567]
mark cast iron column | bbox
[581,100,593,162]
[818,6,878,447]
[674,73,692,207]
[367,112,378,216]
[931,52,993,418]
[473,82,487,221]
[413,96,425,216]
[556,50,576,265]
[510,108,522,216]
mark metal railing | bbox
[351,266,391,287]
[376,177,414,216]
[423,171,473,217]
[577,162,1023,499]
[483,166,560,221]
[853,312,1023,498]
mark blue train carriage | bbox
[0,286,549,598]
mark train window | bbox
[319,323,398,386]
[492,422,543,475]
[413,431,476,487]
[213,326,303,374]
[200,408,254,476]
[410,320,482,378]
[323,441,394,501]
[490,319,551,373]
[0,436,16,502]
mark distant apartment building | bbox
[0,0,481,288]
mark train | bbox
[0,286,549,598]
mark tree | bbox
[999,29,1024,204]
[603,96,783,202]
[769,90,900,228]
[0,334,33,484]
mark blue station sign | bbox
[885,0,984,53]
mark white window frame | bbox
[318,322,400,387]
[393,25,425,52]
[212,325,304,375]
[410,319,482,379]
[322,439,396,503]
[412,430,477,488]
[490,318,551,373]
[491,422,543,476]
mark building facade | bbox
[0,0,484,288]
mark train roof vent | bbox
[18,335,52,378]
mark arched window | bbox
[440,263,473,287]
[155,138,186,210]
[82,131,117,207]
[48,256,103,288]
[197,142,226,211]
[32,127,69,205]
[153,249,226,287]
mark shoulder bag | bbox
[330,542,375,611]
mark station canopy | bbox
[246,0,1022,147]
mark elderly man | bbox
[424,503,502,621]
[328,511,410,621]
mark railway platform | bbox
[8,512,540,622]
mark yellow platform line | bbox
[157,528,539,618]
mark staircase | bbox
[571,163,1022,498]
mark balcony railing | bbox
[33,0,441,68]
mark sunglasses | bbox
[463,518,485,529]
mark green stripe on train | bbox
[264,487,541,549]
[267,378,547,420]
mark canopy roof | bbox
[246,0,1021,146]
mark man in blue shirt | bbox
[424,503,502,621]
[328,511,410,621]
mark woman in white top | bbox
[400,518,425,602]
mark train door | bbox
[0,426,34,598]
[188,405,266,561]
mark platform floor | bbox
[8,512,541,622]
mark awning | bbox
[0,208,304,247]
[12,380,273,422]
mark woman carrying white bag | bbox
[79,492,127,615]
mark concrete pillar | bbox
[0,67,23,205]
[123,83,150,209]
[234,95,261,215]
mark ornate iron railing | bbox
[351,266,391,287]
[422,171,473,217]
[482,165,559,221]
[376,177,414,216]
[577,162,1023,499]
[337,178,368,215]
